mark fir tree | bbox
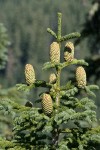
[0,23,10,69]
[0,13,100,150]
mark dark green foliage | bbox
[0,87,27,139]
[0,12,100,150]
[85,56,100,83]
[76,1,100,54]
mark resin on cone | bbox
[41,93,53,115]
[50,42,60,63]
[49,73,56,84]
[64,41,74,62]
[76,66,87,88]
[25,64,35,85]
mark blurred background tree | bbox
[0,0,90,86]
[75,0,100,82]
[0,23,27,139]
[75,0,100,118]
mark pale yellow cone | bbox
[64,41,74,62]
[50,42,60,63]
[25,64,35,85]
[76,66,87,88]
[49,73,56,84]
[41,93,53,115]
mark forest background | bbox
[0,0,100,118]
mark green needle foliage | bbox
[0,13,100,150]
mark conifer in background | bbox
[0,24,27,140]
[75,0,100,83]
[0,13,100,150]
[0,23,11,139]
[0,23,10,69]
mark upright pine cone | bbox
[49,73,56,84]
[41,93,53,115]
[76,66,87,88]
[50,42,60,63]
[25,64,35,85]
[64,41,74,62]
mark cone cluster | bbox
[25,64,35,85]
[41,93,53,115]
[64,41,74,62]
[76,66,87,88]
[50,42,60,63]
[49,73,56,84]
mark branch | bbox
[47,28,57,38]
[60,87,78,98]
[60,32,81,42]
[85,86,96,98]
[57,12,62,41]
[43,59,88,70]
[59,59,88,69]
[34,80,52,88]
[42,62,59,70]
